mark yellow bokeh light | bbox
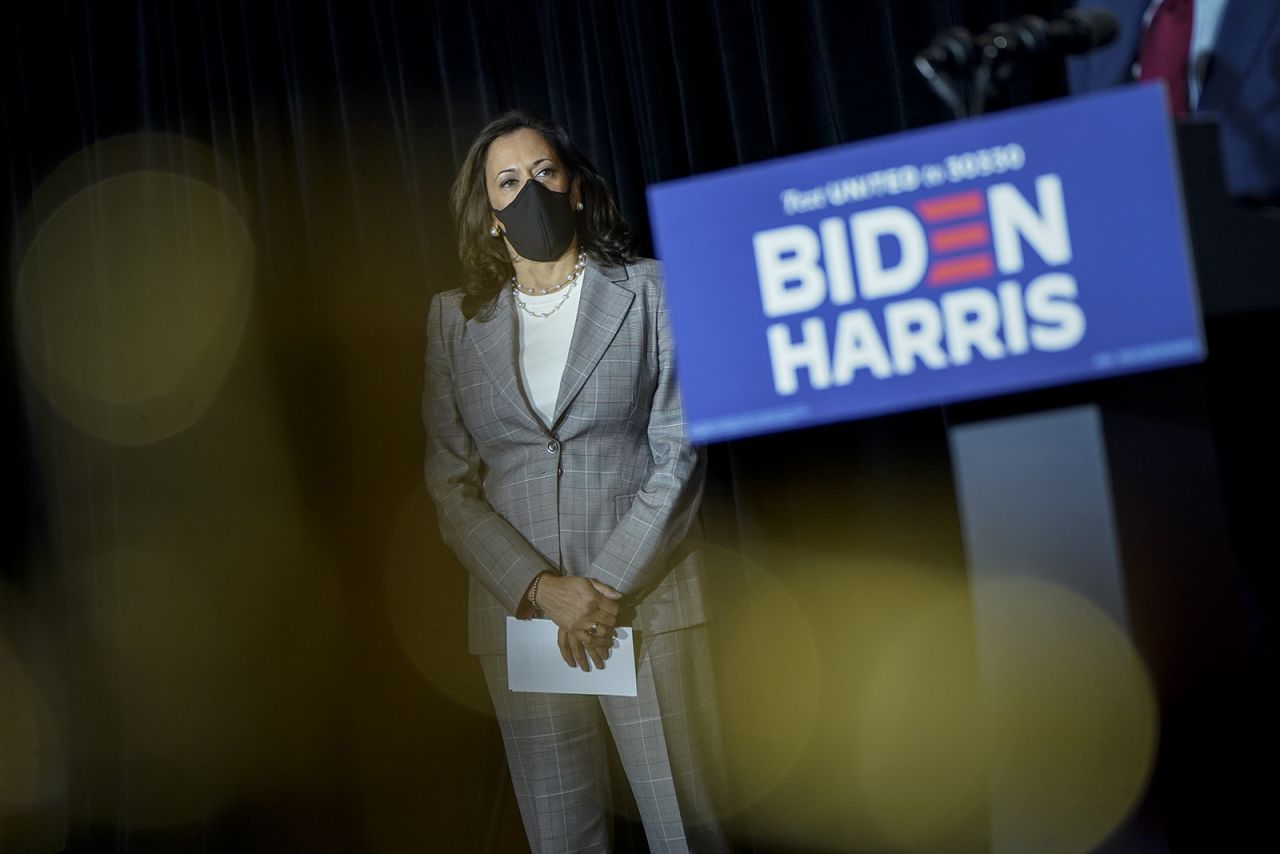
[0,614,68,852]
[709,559,1156,853]
[0,637,43,816]
[14,136,253,446]
[853,584,989,852]
[708,552,823,820]
[69,541,260,828]
[975,576,1158,854]
[384,484,494,716]
[61,504,347,830]
[740,559,986,851]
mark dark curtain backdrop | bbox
[3,2,1071,852]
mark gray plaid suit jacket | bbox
[424,259,709,655]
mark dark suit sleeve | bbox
[423,293,553,614]
[587,271,706,598]
[1066,0,1145,96]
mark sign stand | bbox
[945,120,1272,851]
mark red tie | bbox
[1139,0,1194,115]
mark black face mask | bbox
[494,179,576,262]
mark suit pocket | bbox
[615,493,637,523]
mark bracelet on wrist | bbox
[528,571,547,614]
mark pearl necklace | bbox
[514,266,582,319]
[511,251,587,296]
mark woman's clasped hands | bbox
[535,574,623,671]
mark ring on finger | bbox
[587,622,600,636]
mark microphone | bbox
[914,26,977,76]
[1048,7,1120,55]
[915,8,1118,75]
[980,9,1119,61]
[914,8,1118,118]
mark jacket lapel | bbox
[551,264,635,427]
[464,291,542,430]
[1199,0,1280,113]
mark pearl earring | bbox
[489,225,499,238]
[575,202,584,212]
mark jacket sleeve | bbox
[587,273,706,598]
[423,293,553,614]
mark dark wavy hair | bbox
[450,110,635,319]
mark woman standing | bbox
[424,111,726,853]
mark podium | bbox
[949,115,1278,852]
[650,86,1276,851]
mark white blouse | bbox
[514,274,584,428]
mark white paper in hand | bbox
[506,617,637,697]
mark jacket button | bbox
[546,440,560,454]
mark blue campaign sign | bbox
[648,84,1203,444]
